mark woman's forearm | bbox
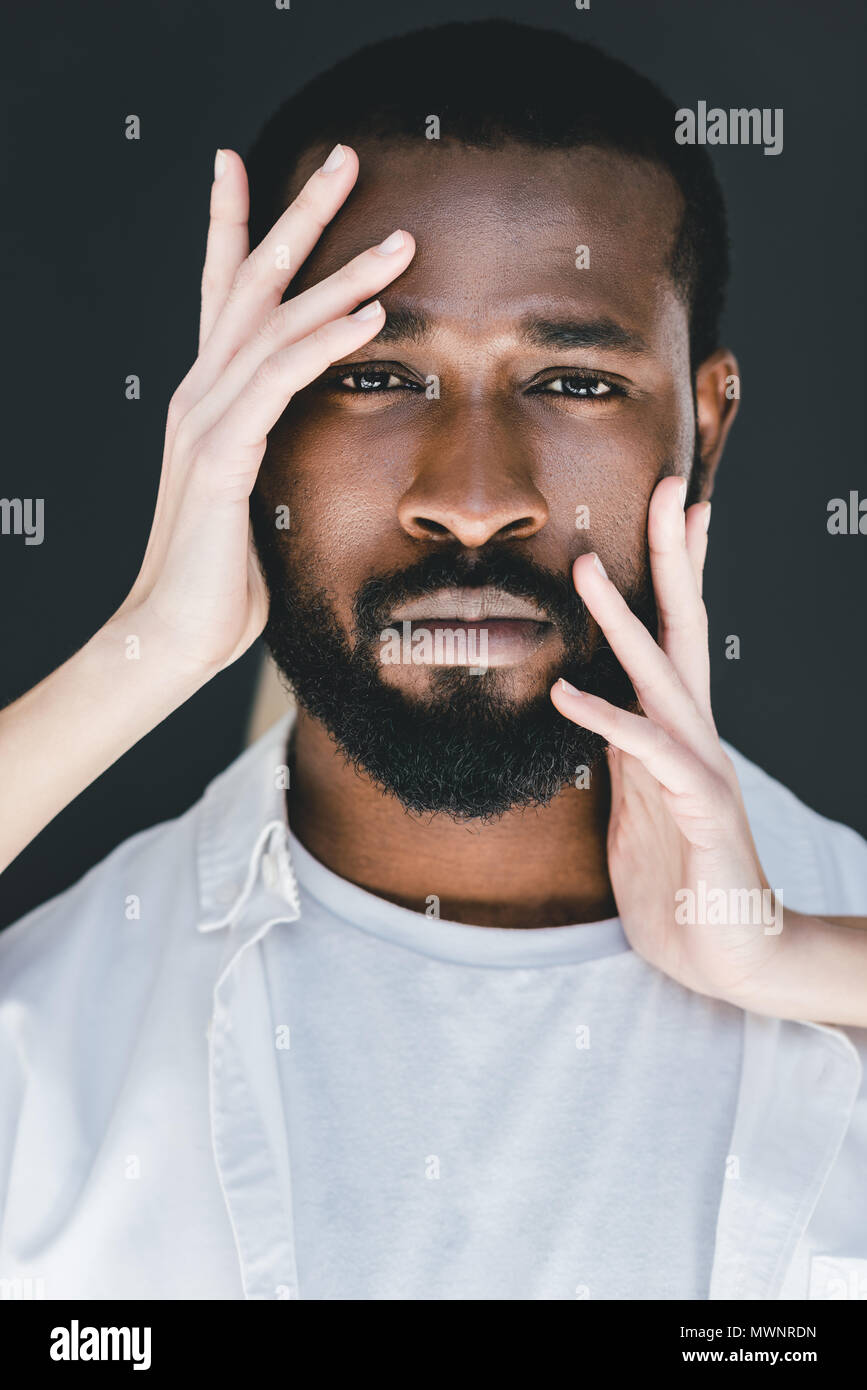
[735,909,867,1026]
[0,613,208,873]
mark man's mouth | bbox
[392,587,549,623]
[386,588,556,666]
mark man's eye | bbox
[338,369,409,392]
[541,375,614,398]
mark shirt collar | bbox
[196,708,300,931]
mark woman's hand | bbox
[551,476,867,1024]
[0,144,416,873]
[116,144,415,677]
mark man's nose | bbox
[396,406,549,548]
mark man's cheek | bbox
[257,450,346,562]
[560,477,649,586]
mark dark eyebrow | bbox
[366,303,647,354]
[368,305,431,344]
[519,316,648,354]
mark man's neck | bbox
[285,707,615,929]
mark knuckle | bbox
[717,748,737,778]
[192,430,217,465]
[252,350,284,390]
[200,268,223,302]
[710,781,741,829]
[257,303,287,345]
[648,536,678,560]
[189,433,224,482]
[228,252,258,299]
[607,708,633,746]
[655,600,681,631]
[291,182,326,230]
[660,595,706,634]
[635,671,668,710]
[647,721,673,756]
[713,751,740,792]
[171,412,198,458]
[167,386,190,427]
[291,183,316,214]
[337,256,368,292]
[308,322,336,357]
[706,765,731,799]
[659,614,691,640]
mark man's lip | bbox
[390,587,550,624]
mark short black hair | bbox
[246,20,729,367]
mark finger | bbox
[685,500,711,596]
[199,149,250,353]
[184,229,415,439]
[647,477,711,714]
[551,679,708,797]
[571,551,720,764]
[192,142,361,389]
[188,301,388,500]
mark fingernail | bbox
[351,299,383,321]
[374,229,405,255]
[701,500,712,532]
[591,553,607,578]
[214,149,226,180]
[558,678,584,697]
[678,480,687,508]
[320,143,346,175]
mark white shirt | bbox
[265,831,743,1300]
[0,709,866,1302]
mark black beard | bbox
[251,510,657,821]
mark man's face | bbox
[253,141,698,818]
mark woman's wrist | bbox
[725,906,867,1025]
[0,612,214,872]
[96,604,223,703]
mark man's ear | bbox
[693,348,740,499]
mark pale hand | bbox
[115,144,415,678]
[551,477,867,1023]
[0,144,416,874]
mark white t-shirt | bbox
[261,829,745,1301]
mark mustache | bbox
[353,547,592,647]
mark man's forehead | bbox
[289,140,685,338]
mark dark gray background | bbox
[1,0,864,929]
